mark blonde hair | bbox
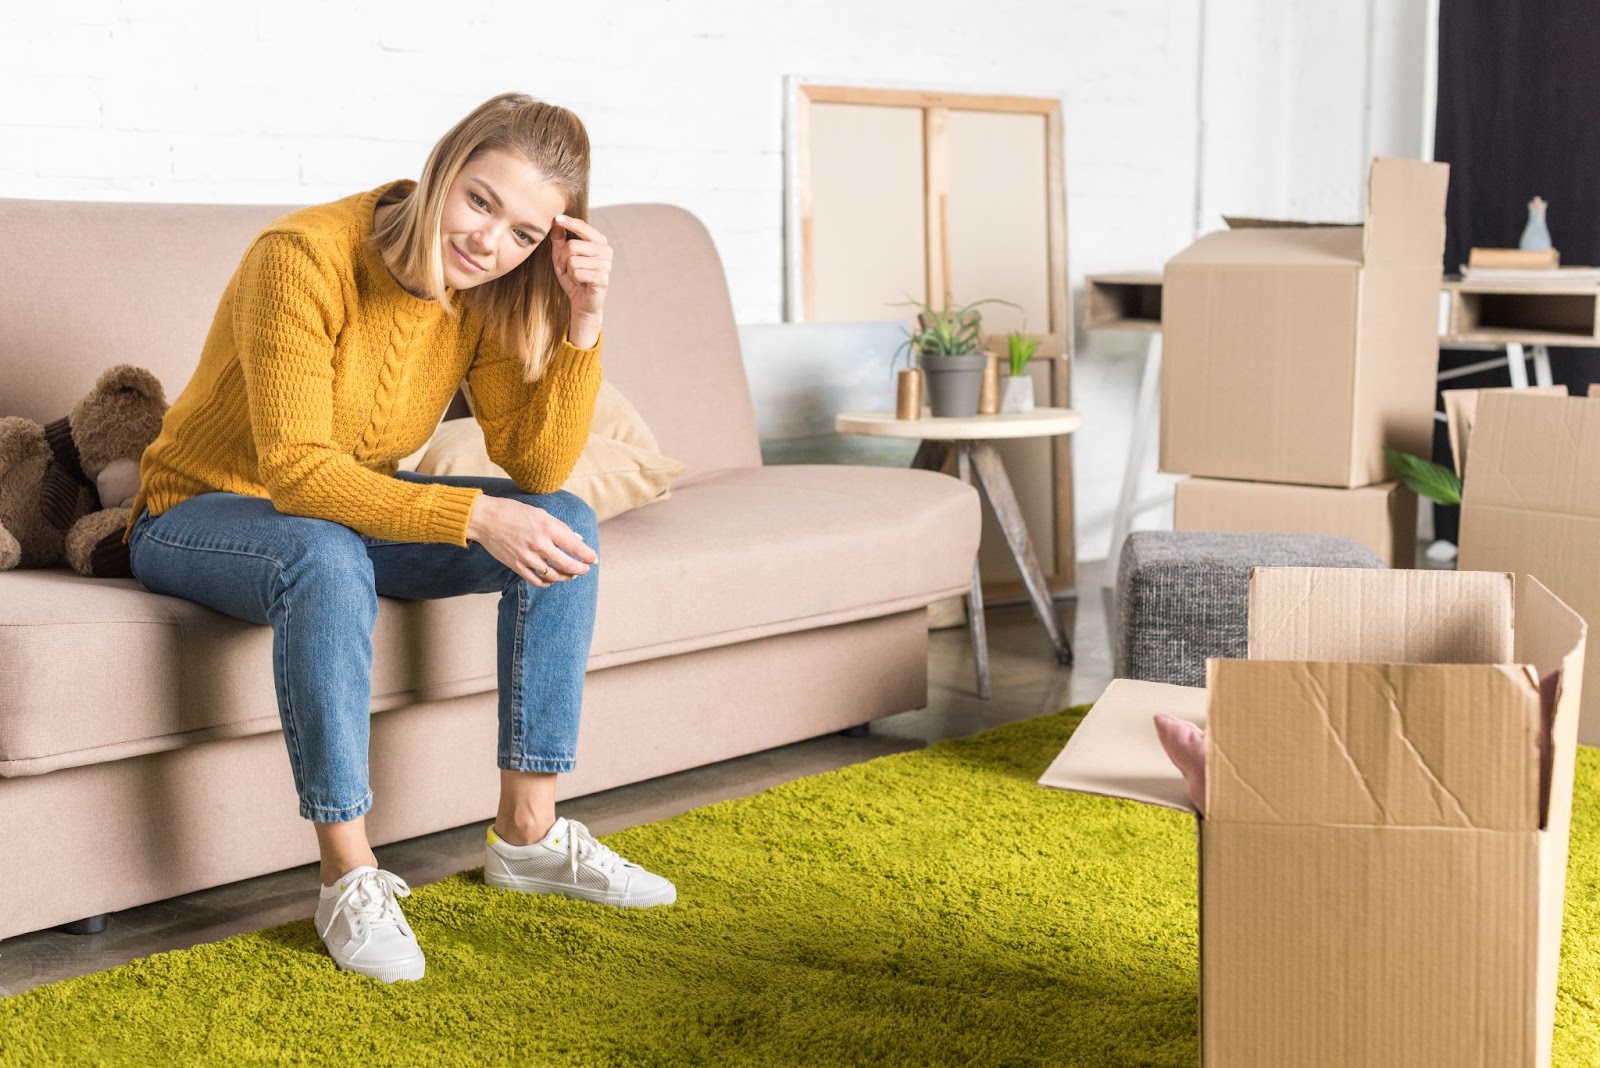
[369,92,591,381]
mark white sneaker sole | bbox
[325,944,426,983]
[483,866,676,908]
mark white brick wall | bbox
[0,0,1429,561]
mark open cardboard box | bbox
[1442,385,1568,478]
[1457,388,1600,744]
[1160,157,1449,488]
[1040,566,1586,1067]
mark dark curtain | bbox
[1430,0,1600,541]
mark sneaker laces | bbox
[562,820,627,880]
[320,869,411,940]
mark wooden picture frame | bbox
[783,78,1077,594]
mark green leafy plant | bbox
[1006,330,1042,377]
[889,293,1020,371]
[1383,446,1461,506]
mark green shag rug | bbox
[3,706,1600,1067]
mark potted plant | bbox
[1383,447,1461,505]
[891,293,1018,417]
[1000,330,1042,413]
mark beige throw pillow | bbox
[403,381,685,522]
[587,377,662,449]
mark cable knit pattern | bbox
[123,180,602,548]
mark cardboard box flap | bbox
[1464,391,1600,516]
[1248,567,1514,666]
[1166,225,1364,268]
[1518,574,1589,687]
[1520,574,1588,1049]
[1206,659,1542,829]
[1443,386,1568,479]
[1516,574,1587,830]
[1361,156,1450,266]
[1037,679,1207,814]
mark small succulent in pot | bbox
[1001,329,1042,414]
[1006,330,1042,377]
[888,293,1019,417]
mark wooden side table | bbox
[835,408,1083,698]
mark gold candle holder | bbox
[896,368,923,420]
[977,353,1001,415]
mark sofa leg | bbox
[54,914,110,936]
[838,723,871,738]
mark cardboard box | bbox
[1040,567,1587,1067]
[1160,157,1450,488]
[1172,476,1415,566]
[1458,389,1600,743]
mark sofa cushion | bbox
[587,465,977,661]
[0,464,978,778]
[412,417,685,522]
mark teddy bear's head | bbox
[69,365,168,480]
[1,364,169,576]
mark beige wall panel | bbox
[945,110,1051,335]
[808,103,927,322]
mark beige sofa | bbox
[0,196,980,942]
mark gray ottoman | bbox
[1115,531,1386,686]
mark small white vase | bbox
[999,374,1034,413]
[1520,196,1553,251]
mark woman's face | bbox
[439,148,568,290]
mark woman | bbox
[122,92,672,985]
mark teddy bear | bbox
[0,364,168,578]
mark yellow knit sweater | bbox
[123,179,602,548]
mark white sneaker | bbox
[314,866,426,982]
[484,817,676,907]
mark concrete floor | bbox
[0,567,1117,998]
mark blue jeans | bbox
[126,471,599,824]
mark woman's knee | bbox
[275,518,377,594]
[532,489,599,546]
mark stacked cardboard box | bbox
[1160,157,1450,565]
[1041,566,1587,1067]
[1173,477,1413,566]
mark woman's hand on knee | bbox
[465,495,598,588]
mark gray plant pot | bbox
[921,354,988,417]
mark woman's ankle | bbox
[320,856,378,887]
[492,816,555,847]
[314,815,376,886]
[496,770,558,846]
